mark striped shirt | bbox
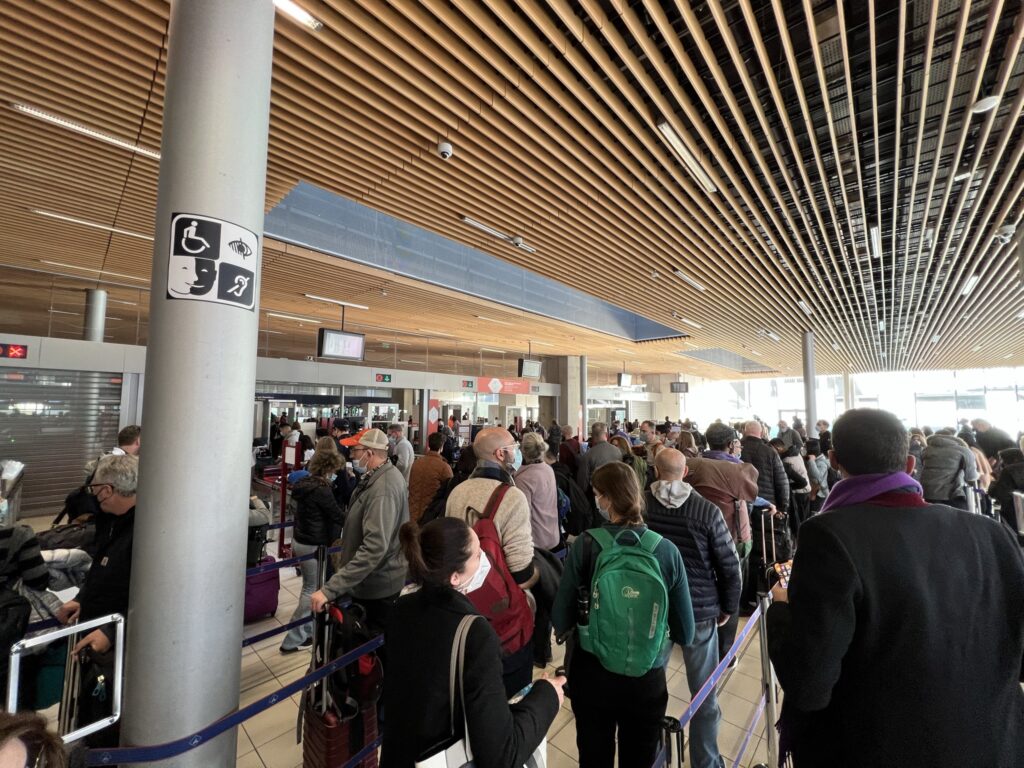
[0,525,50,591]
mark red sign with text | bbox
[476,377,531,395]
[0,344,27,359]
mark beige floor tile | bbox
[276,663,311,688]
[236,749,266,768]
[547,744,579,768]
[743,736,773,768]
[254,728,304,768]
[667,643,685,671]
[724,669,763,704]
[666,669,692,702]
[666,694,688,720]
[550,716,578,756]
[258,645,312,678]
[241,654,275,693]
[240,678,285,708]
[243,695,300,748]
[238,727,255,757]
[717,719,750,762]
[719,690,759,730]
[547,706,575,738]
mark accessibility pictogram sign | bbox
[167,213,258,310]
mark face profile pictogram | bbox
[167,213,258,310]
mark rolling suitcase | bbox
[244,556,280,623]
[246,523,269,568]
[298,549,382,768]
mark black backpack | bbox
[0,583,32,691]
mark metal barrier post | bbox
[756,595,778,766]
[8,614,124,743]
[965,482,978,514]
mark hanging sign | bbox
[0,343,28,359]
[167,212,258,310]
[477,377,531,395]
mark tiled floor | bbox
[237,564,776,768]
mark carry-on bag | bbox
[244,556,280,623]
[246,524,269,568]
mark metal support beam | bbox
[84,289,107,342]
[579,355,588,436]
[802,330,817,435]
[122,2,275,765]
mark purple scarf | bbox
[819,471,922,513]
[701,449,741,464]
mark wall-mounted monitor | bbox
[618,372,632,387]
[519,358,542,379]
[670,382,689,394]
[317,328,365,361]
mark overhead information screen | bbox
[518,358,542,379]
[317,329,365,361]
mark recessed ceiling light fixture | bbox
[459,216,537,254]
[672,269,707,292]
[655,120,717,194]
[479,347,507,354]
[971,95,1001,115]
[1004,353,1014,359]
[960,274,980,297]
[32,210,153,241]
[759,329,781,342]
[39,260,148,282]
[11,103,161,158]
[417,329,454,337]
[870,224,882,260]
[797,300,812,316]
[615,348,636,355]
[683,341,700,348]
[303,293,368,310]
[878,320,886,332]
[931,334,941,343]
[399,359,426,365]
[831,342,841,351]
[528,340,554,347]
[953,169,977,183]
[971,344,983,352]
[273,0,323,30]
[474,315,512,325]
[47,309,77,316]
[677,316,702,329]
[266,312,321,324]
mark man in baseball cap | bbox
[311,428,409,663]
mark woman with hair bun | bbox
[552,461,694,768]
[381,517,564,768]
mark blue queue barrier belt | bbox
[85,634,384,766]
[730,693,767,768]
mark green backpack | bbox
[577,527,670,677]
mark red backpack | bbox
[466,484,534,655]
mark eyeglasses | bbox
[495,444,516,454]
[84,483,110,496]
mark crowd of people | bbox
[2,411,1023,767]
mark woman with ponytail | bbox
[381,517,564,768]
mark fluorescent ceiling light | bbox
[417,329,454,337]
[474,315,511,325]
[461,216,509,240]
[11,103,160,159]
[831,342,841,351]
[304,293,369,310]
[655,121,717,194]
[510,236,537,254]
[40,260,148,282]
[266,312,321,324]
[797,300,812,316]
[878,320,886,331]
[760,329,781,342]
[47,309,77,316]
[678,317,702,329]
[971,95,1001,115]
[479,347,507,354]
[399,359,426,365]
[683,342,700,348]
[529,340,554,347]
[960,275,980,297]
[32,210,153,241]
[672,269,707,292]
[1004,353,1014,359]
[273,0,323,30]
[971,344,983,352]
[108,299,138,306]
[931,334,941,343]
[869,225,882,260]
[615,348,636,355]
[261,330,285,335]
[953,169,976,183]
[750,349,763,356]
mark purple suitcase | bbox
[244,555,280,623]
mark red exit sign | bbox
[0,343,27,359]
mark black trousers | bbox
[719,551,749,660]
[502,642,534,699]
[569,646,668,768]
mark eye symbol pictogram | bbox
[228,239,253,258]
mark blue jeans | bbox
[683,619,725,768]
[280,540,318,650]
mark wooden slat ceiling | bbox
[2,0,1023,380]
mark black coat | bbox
[644,489,741,622]
[741,436,789,511]
[77,509,134,629]
[381,585,559,768]
[977,427,1016,460]
[291,476,344,546]
[767,499,1024,767]
[989,461,1024,531]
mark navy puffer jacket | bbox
[644,486,742,622]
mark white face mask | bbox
[595,494,611,520]
[457,551,491,594]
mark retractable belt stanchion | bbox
[757,512,780,768]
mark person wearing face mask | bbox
[0,508,50,697]
[54,454,138,747]
[444,428,538,693]
[280,444,346,653]
[311,429,409,666]
[553,461,695,768]
[387,423,415,484]
[644,449,741,768]
[382,517,564,768]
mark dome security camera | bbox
[437,141,453,160]
[996,223,1017,245]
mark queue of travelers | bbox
[4,410,1023,768]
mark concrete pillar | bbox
[843,370,855,411]
[84,288,107,342]
[554,355,581,430]
[802,330,817,435]
[122,2,275,766]
[579,355,589,436]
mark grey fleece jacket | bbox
[322,461,409,601]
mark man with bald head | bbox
[645,448,740,768]
[445,427,537,694]
[741,421,789,512]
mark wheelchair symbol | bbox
[180,220,212,254]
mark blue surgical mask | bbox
[510,446,523,473]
